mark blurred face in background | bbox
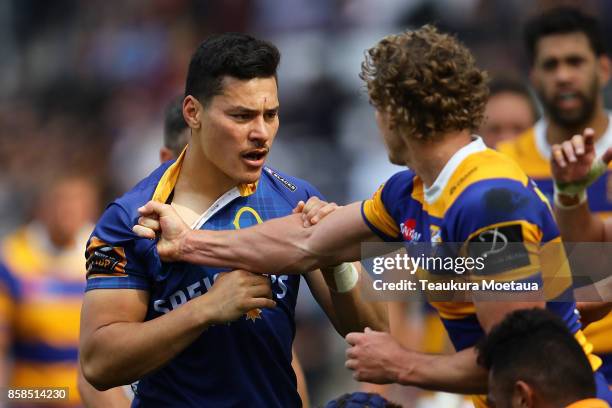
[37,177,99,248]
[188,76,279,185]
[480,91,537,148]
[530,32,609,129]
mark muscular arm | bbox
[79,289,212,390]
[305,266,388,337]
[349,300,544,394]
[145,201,377,275]
[80,271,274,390]
[554,200,612,242]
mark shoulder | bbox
[380,170,416,200]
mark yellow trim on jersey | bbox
[419,149,530,218]
[430,302,476,320]
[497,128,551,178]
[576,329,603,372]
[362,184,400,238]
[152,145,258,203]
[565,399,610,408]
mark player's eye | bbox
[230,113,253,121]
[264,110,278,120]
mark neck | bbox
[546,102,609,145]
[175,145,237,212]
[405,130,473,187]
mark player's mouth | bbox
[241,148,268,168]
[554,91,583,110]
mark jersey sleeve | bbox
[85,203,156,291]
[449,178,570,298]
[361,172,410,242]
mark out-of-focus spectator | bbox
[0,175,129,407]
[480,77,539,148]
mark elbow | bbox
[80,353,117,391]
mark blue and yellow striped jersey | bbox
[362,137,608,407]
[0,224,89,406]
[85,151,322,408]
[498,117,612,382]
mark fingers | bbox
[138,201,171,217]
[300,197,339,227]
[292,200,305,214]
[132,224,156,239]
[583,128,595,152]
[310,203,339,225]
[551,144,567,168]
[602,147,612,165]
[345,332,362,346]
[571,134,585,155]
[138,216,161,231]
[561,140,577,163]
[248,297,277,310]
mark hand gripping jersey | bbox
[362,137,612,407]
[0,224,90,406]
[86,151,322,407]
[498,116,612,383]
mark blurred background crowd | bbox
[0,0,611,406]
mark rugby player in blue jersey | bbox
[134,26,612,407]
[79,33,387,408]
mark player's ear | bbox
[512,380,534,408]
[597,55,610,87]
[183,95,202,130]
[159,147,174,163]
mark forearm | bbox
[81,296,212,389]
[395,347,487,394]
[555,200,605,242]
[179,203,367,275]
[321,267,388,336]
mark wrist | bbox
[393,348,416,386]
[554,187,587,210]
[322,263,359,293]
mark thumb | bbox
[602,147,612,165]
[584,128,596,153]
[138,200,167,217]
[364,327,373,333]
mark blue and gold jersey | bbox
[362,137,607,407]
[498,117,612,381]
[0,225,89,407]
[86,151,322,407]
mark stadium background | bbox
[0,0,611,406]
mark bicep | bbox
[80,289,149,345]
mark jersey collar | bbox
[424,136,487,204]
[152,145,258,204]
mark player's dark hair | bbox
[325,392,403,408]
[524,7,606,64]
[489,76,539,120]
[476,308,595,405]
[185,33,280,105]
[163,96,189,157]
